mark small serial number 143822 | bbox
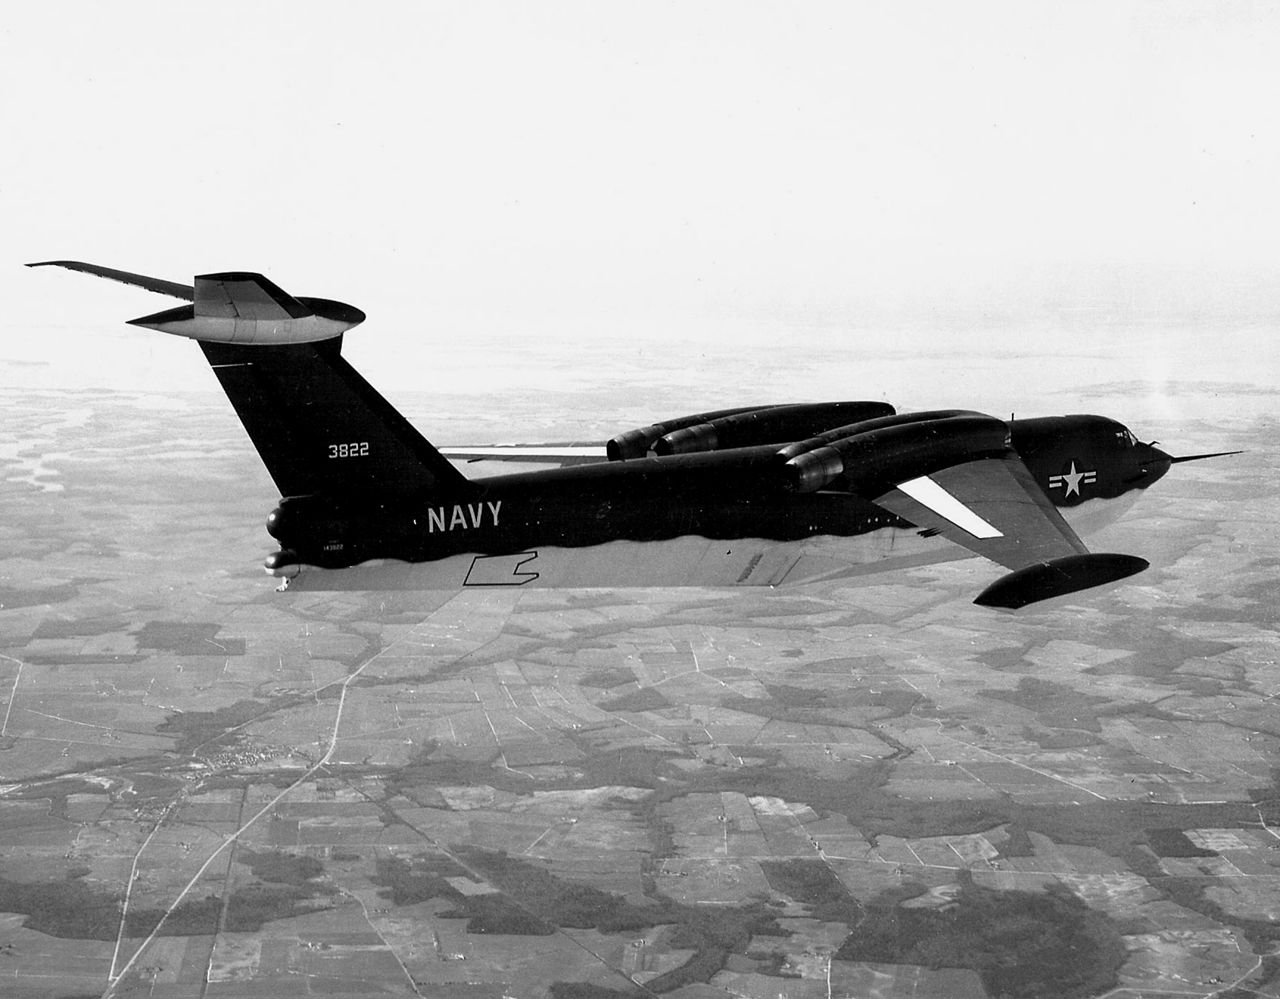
[328,442,370,458]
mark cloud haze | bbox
[3,2,1278,410]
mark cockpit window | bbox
[1114,429,1137,446]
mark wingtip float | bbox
[974,553,1151,610]
[31,260,1239,610]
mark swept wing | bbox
[865,453,1146,608]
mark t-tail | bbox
[26,260,474,509]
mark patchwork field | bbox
[0,389,1276,998]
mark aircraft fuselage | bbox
[264,414,1173,577]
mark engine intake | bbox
[606,406,767,460]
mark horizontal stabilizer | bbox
[974,553,1149,609]
[27,260,192,300]
[28,261,363,344]
[129,271,363,343]
[194,272,311,320]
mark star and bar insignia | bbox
[1048,460,1097,497]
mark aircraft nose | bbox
[1136,444,1173,486]
[1128,442,1241,487]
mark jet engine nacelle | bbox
[607,406,771,460]
[781,413,1010,493]
[775,410,983,463]
[653,401,895,456]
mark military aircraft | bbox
[30,261,1237,609]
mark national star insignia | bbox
[1048,460,1098,498]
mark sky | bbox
[3,2,1278,427]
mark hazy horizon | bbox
[4,2,1280,405]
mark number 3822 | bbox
[328,442,370,459]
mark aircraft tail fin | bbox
[200,338,474,500]
[29,260,465,501]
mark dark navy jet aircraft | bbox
[31,261,1236,609]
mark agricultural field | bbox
[0,389,1276,998]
